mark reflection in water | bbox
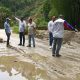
[0,69,27,80]
[0,56,50,80]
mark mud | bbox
[0,56,50,80]
[0,30,80,80]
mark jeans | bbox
[28,34,35,47]
[19,32,25,45]
[49,32,53,46]
[52,38,63,55]
[6,33,11,46]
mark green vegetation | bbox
[0,0,80,30]
[12,25,28,34]
[0,7,11,28]
[12,25,19,34]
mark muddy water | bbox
[0,56,50,80]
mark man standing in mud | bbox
[4,18,11,47]
[15,17,26,46]
[52,15,78,57]
[48,16,56,49]
[27,17,36,47]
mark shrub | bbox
[0,7,11,28]
[36,17,48,30]
[12,25,19,34]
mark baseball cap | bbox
[6,18,11,20]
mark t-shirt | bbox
[28,22,36,35]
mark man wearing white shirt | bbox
[15,17,26,46]
[52,15,78,57]
[48,16,56,49]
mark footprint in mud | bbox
[54,69,65,75]
[51,67,65,76]
[50,66,65,76]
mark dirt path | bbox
[0,29,80,80]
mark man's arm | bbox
[15,17,20,22]
[48,22,51,32]
[24,21,27,28]
[4,23,9,33]
[33,22,36,28]
[4,23,6,29]
[64,21,78,31]
[33,22,36,33]
[48,22,49,31]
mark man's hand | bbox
[75,29,78,32]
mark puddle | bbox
[0,56,50,80]
[0,68,26,80]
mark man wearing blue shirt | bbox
[4,18,11,47]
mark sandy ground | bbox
[0,29,80,80]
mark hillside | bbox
[0,0,80,29]
[0,0,46,28]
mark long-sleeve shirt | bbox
[52,18,75,38]
[4,21,11,33]
[15,17,26,32]
[64,21,75,30]
[48,20,54,32]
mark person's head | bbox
[51,16,56,22]
[6,18,11,23]
[21,17,24,22]
[58,14,64,19]
[28,17,32,23]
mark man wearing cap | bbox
[52,15,78,57]
[4,18,11,47]
[48,16,56,49]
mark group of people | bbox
[4,15,78,57]
[4,17,36,47]
[48,15,78,57]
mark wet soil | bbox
[0,30,80,80]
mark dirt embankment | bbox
[36,30,80,44]
[63,30,80,44]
